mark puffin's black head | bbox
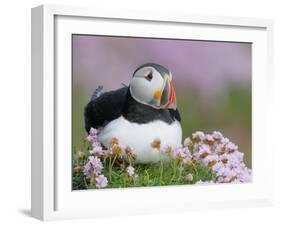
[129,63,177,110]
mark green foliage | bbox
[72,150,215,190]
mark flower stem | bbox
[111,155,118,168]
[170,160,177,183]
[159,157,163,184]
[108,157,112,180]
[178,161,184,180]
[190,161,198,175]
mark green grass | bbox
[72,149,215,190]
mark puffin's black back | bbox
[84,87,128,132]
[84,87,181,133]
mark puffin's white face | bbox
[129,65,177,110]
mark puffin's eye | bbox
[145,72,153,81]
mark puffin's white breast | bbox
[98,116,182,163]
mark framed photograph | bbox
[31,4,274,221]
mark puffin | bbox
[84,63,182,163]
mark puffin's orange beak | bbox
[167,81,177,110]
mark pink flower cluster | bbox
[87,128,106,156]
[156,139,192,165]
[83,156,103,177]
[126,165,135,177]
[83,128,108,188]
[172,146,192,164]
[191,131,252,183]
[83,127,252,187]
[84,128,138,187]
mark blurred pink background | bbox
[72,35,251,98]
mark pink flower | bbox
[219,153,229,164]
[189,131,252,183]
[89,128,98,136]
[183,137,192,147]
[239,169,252,182]
[87,128,98,143]
[125,146,137,160]
[87,134,97,143]
[201,155,218,166]
[223,168,237,182]
[92,141,101,147]
[90,145,104,155]
[200,144,211,153]
[214,143,225,154]
[212,131,224,140]
[95,174,108,188]
[185,173,193,181]
[221,137,230,144]
[193,144,211,161]
[126,165,135,177]
[173,147,191,163]
[83,156,103,177]
[225,142,238,152]
[205,134,214,143]
[192,131,205,141]
[83,162,91,175]
[125,146,134,155]
[173,147,185,159]
[183,155,192,164]
[212,161,225,173]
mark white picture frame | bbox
[31,4,274,221]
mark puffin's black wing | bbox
[169,108,181,122]
[84,87,128,133]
